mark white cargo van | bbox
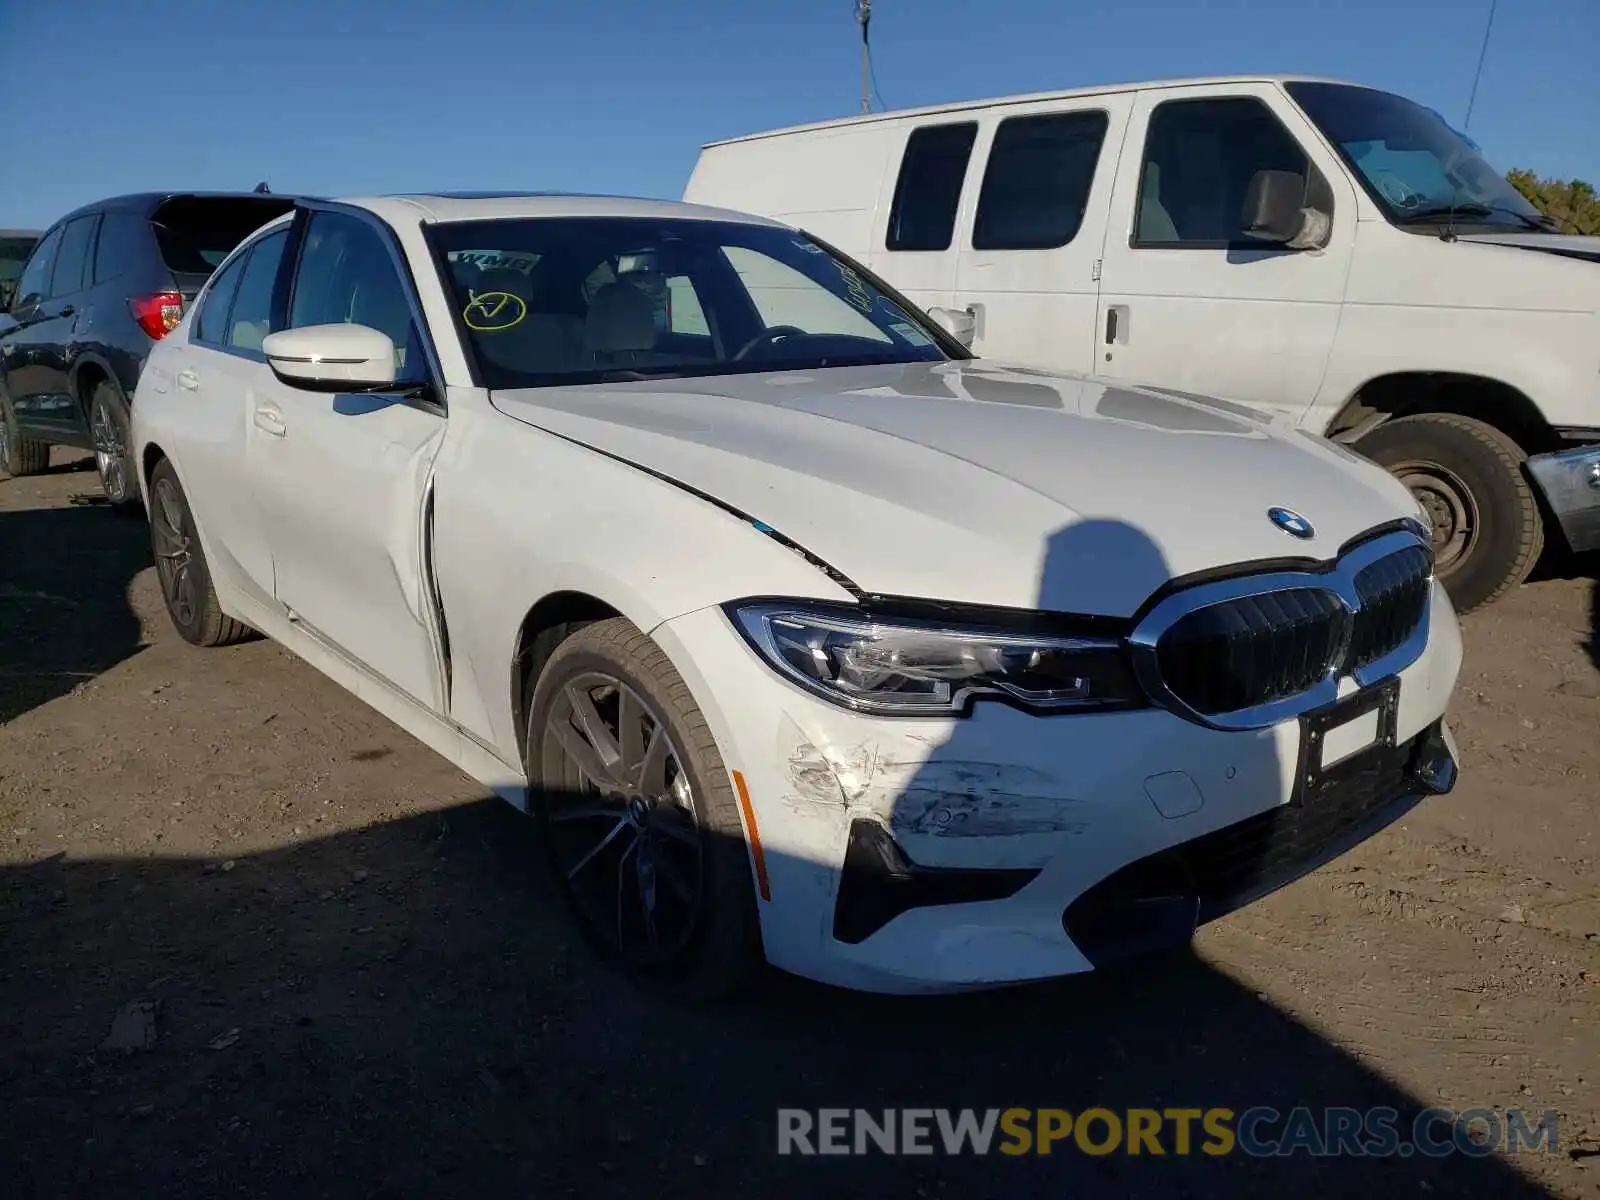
[685,76,1600,611]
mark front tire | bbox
[0,386,50,478]
[89,380,139,509]
[525,618,763,1000]
[146,459,253,647]
[1357,412,1543,614]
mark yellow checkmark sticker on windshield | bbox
[463,290,527,332]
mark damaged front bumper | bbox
[653,584,1463,995]
[1527,442,1600,553]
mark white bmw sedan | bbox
[132,193,1463,996]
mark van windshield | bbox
[1286,82,1549,232]
[432,217,951,390]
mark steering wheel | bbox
[733,325,807,361]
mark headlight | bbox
[727,602,1146,716]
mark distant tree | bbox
[1506,169,1600,235]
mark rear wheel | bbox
[526,618,763,1000]
[1356,412,1543,613]
[146,459,253,647]
[89,380,138,509]
[0,387,50,478]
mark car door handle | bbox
[253,404,286,437]
[176,368,200,392]
[54,304,75,320]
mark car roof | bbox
[48,192,300,224]
[701,74,1377,147]
[348,192,788,229]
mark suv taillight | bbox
[129,292,184,340]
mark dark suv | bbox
[0,193,295,502]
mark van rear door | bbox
[950,94,1133,376]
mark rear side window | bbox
[225,230,289,352]
[150,197,294,276]
[13,226,62,309]
[886,123,977,251]
[1135,97,1310,247]
[972,111,1109,250]
[92,213,147,285]
[192,251,249,345]
[51,216,98,296]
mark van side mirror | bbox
[1241,170,1310,244]
[926,305,976,348]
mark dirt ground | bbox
[0,455,1595,1199]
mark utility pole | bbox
[1463,0,1498,131]
[858,0,872,114]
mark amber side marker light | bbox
[731,769,772,901]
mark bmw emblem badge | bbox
[1267,507,1315,540]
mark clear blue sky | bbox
[1,0,1595,229]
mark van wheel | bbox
[0,389,50,477]
[89,381,139,509]
[1357,412,1542,613]
[525,617,763,1001]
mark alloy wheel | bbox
[91,396,129,503]
[540,672,704,967]
[151,477,198,627]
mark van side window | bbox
[973,111,1109,250]
[886,123,977,252]
[1135,97,1310,248]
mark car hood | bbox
[490,362,1418,616]
[1458,232,1600,263]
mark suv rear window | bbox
[148,196,295,276]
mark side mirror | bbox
[926,305,975,348]
[261,323,398,391]
[0,282,14,312]
[1242,170,1313,244]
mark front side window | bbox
[432,217,949,390]
[192,249,249,345]
[1286,82,1546,231]
[13,225,62,310]
[290,212,424,379]
[887,123,978,251]
[1135,97,1310,247]
[50,216,97,296]
[973,110,1109,250]
[224,230,288,352]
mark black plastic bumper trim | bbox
[832,819,1041,945]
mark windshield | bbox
[431,217,950,389]
[1286,82,1546,230]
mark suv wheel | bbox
[89,380,138,508]
[1,387,51,478]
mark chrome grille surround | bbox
[1129,528,1434,730]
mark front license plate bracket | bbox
[1296,678,1400,805]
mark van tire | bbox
[1356,412,1542,613]
[0,389,50,478]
